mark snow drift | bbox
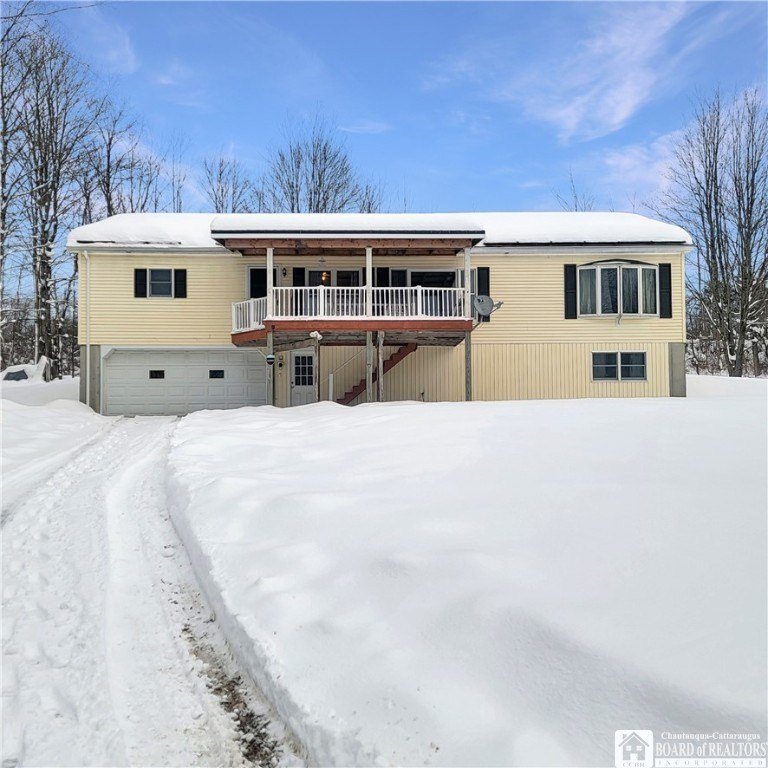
[168,379,767,766]
[1,382,111,511]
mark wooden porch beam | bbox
[223,237,474,251]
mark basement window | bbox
[149,370,165,379]
[209,370,225,379]
[620,352,647,380]
[592,352,618,380]
[592,352,647,381]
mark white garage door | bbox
[103,349,266,416]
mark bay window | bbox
[579,268,596,314]
[600,267,618,313]
[578,263,658,316]
[642,268,657,314]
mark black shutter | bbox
[391,269,407,287]
[174,269,187,298]
[659,263,672,318]
[375,267,390,287]
[477,267,491,323]
[564,264,577,319]
[292,267,306,287]
[249,268,267,298]
[134,268,147,298]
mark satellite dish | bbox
[473,295,495,317]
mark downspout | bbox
[84,249,91,409]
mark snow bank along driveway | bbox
[1,397,110,513]
[169,378,767,766]
[2,396,299,765]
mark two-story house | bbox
[67,211,691,416]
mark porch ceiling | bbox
[218,237,475,257]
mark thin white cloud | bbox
[76,7,138,75]
[425,3,746,143]
[152,58,208,110]
[153,59,193,88]
[601,130,682,200]
[339,120,392,135]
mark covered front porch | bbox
[212,214,484,404]
[231,285,473,349]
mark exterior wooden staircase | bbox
[336,343,418,405]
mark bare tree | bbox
[16,26,104,375]
[0,1,35,318]
[261,117,382,213]
[200,153,252,212]
[660,89,768,377]
[87,100,137,216]
[120,143,166,213]
[166,134,188,213]
[554,168,595,212]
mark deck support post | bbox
[266,247,274,318]
[365,331,373,402]
[267,331,274,406]
[463,246,472,317]
[365,246,373,317]
[464,330,472,402]
[377,331,384,402]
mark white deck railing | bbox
[232,286,467,332]
[232,296,268,333]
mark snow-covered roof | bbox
[67,213,221,249]
[475,212,691,246]
[211,213,485,240]
[67,211,692,250]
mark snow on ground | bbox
[1,377,110,513]
[1,375,79,406]
[2,402,302,765]
[168,378,767,767]
[687,372,768,397]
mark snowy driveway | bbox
[2,415,296,767]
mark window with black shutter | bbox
[476,267,491,323]
[134,268,147,298]
[564,265,578,319]
[148,269,173,297]
[174,269,187,298]
[659,263,672,318]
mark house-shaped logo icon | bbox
[615,730,654,768]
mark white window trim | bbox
[246,265,282,300]
[591,350,648,382]
[578,263,659,317]
[304,267,364,287]
[147,267,174,299]
[406,268,461,287]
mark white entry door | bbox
[290,349,317,406]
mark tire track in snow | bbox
[2,416,303,767]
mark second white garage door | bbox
[103,348,266,416]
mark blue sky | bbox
[58,1,766,213]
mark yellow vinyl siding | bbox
[79,252,247,345]
[79,250,685,346]
[468,252,686,344]
[79,248,682,401]
[308,342,669,405]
